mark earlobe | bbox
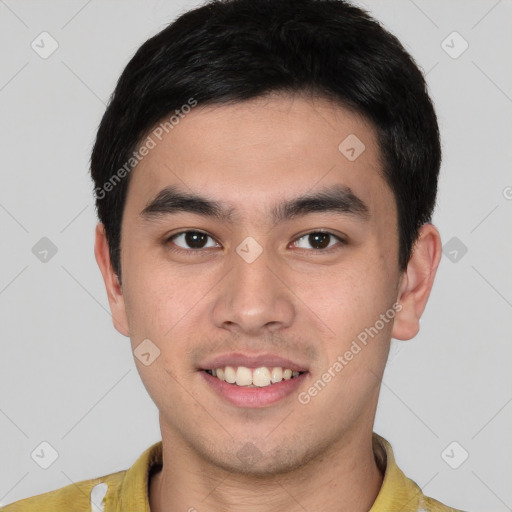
[94,222,130,337]
[391,223,442,341]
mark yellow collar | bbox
[112,433,458,512]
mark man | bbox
[2,0,466,510]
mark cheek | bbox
[122,245,180,325]
[317,261,389,321]
[134,358,184,424]
[123,261,209,369]
[309,254,397,363]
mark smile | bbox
[204,366,304,388]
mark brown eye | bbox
[293,231,344,251]
[309,232,330,249]
[167,231,219,251]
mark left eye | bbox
[292,231,343,251]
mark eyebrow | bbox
[140,184,370,226]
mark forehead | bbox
[125,94,394,223]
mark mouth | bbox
[201,368,308,408]
[198,353,309,407]
[203,366,305,388]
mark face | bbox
[98,94,408,475]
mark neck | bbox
[149,425,384,512]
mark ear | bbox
[94,222,130,337]
[392,223,442,341]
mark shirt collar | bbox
[115,432,424,511]
[370,432,425,511]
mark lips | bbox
[198,352,309,373]
[197,352,309,405]
[201,369,308,407]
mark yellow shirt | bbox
[1,433,465,511]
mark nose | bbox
[212,240,295,336]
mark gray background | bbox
[0,0,511,510]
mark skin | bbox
[95,93,442,512]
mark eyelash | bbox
[164,230,346,255]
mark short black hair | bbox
[91,0,441,282]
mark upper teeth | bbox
[207,366,301,387]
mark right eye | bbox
[165,230,221,253]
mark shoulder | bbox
[1,470,125,512]
[421,495,469,512]
[1,441,162,512]
[372,433,468,512]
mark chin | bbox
[200,441,316,478]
